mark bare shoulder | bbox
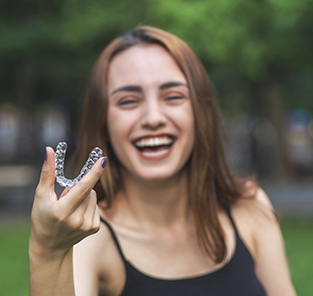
[73,220,125,295]
[229,186,278,259]
[231,187,297,296]
[74,220,117,269]
[232,186,277,226]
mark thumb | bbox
[38,147,56,190]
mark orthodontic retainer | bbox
[55,142,103,188]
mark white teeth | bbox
[142,147,170,157]
[135,137,173,148]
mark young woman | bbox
[29,26,297,296]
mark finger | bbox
[63,190,96,233]
[61,157,107,211]
[93,203,100,230]
[82,191,99,233]
[59,187,70,199]
[36,147,56,197]
[65,191,90,226]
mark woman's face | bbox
[107,44,195,182]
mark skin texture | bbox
[107,44,195,183]
[29,148,105,296]
[29,45,297,296]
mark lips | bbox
[133,136,175,159]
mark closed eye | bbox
[117,97,140,107]
[165,96,184,101]
[118,100,137,105]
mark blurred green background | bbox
[0,0,313,295]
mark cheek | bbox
[181,103,195,137]
[107,108,125,151]
[107,115,130,166]
[107,108,138,150]
[170,103,195,155]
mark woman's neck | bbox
[108,169,191,229]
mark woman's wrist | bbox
[29,240,75,296]
[29,230,72,261]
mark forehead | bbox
[107,44,187,91]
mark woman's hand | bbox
[29,147,107,295]
[30,146,107,257]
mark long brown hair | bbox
[76,26,251,263]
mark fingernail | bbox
[101,157,108,168]
[44,148,47,161]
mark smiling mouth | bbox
[134,136,174,157]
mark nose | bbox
[140,97,166,130]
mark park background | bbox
[0,0,312,295]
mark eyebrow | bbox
[110,81,189,96]
[159,81,189,90]
[110,85,142,95]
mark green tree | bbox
[1,0,313,176]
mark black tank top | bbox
[100,209,267,296]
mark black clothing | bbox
[100,209,267,296]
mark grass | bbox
[0,218,312,295]
[280,217,313,296]
[0,225,30,296]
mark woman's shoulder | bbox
[230,186,279,260]
[73,218,126,295]
[230,187,297,295]
[232,185,277,223]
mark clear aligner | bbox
[55,142,103,188]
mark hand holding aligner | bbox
[55,142,103,188]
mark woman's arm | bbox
[29,243,75,295]
[252,189,297,296]
[29,147,106,296]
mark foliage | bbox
[0,0,313,104]
[1,0,313,178]
[0,0,313,113]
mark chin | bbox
[134,165,187,184]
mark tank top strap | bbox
[225,207,239,237]
[100,217,126,262]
